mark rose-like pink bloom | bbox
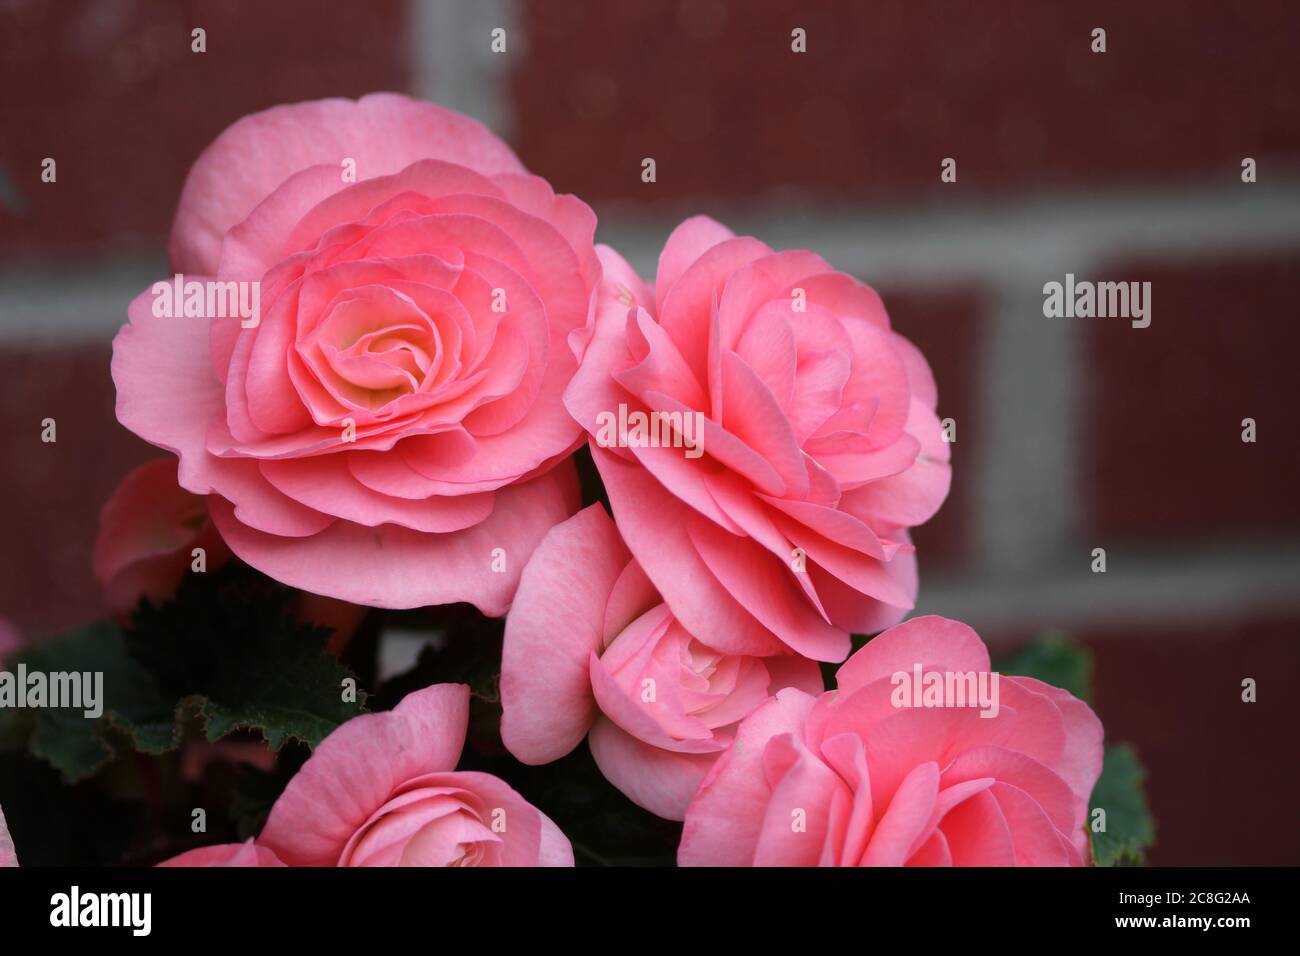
[113,94,596,611]
[679,616,1103,866]
[565,217,950,663]
[157,839,286,867]
[258,683,572,866]
[501,505,823,820]
[94,458,232,617]
[0,803,16,867]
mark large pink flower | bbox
[500,505,822,820]
[258,684,572,867]
[112,94,596,611]
[678,616,1103,866]
[565,217,950,662]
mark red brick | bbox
[0,0,407,259]
[0,346,155,636]
[1083,253,1300,539]
[511,0,1300,205]
[1078,615,1300,865]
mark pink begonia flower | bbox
[0,803,17,867]
[112,94,594,611]
[94,458,232,617]
[565,218,950,663]
[501,505,823,820]
[258,683,572,866]
[679,616,1103,866]
[157,839,286,867]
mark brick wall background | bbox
[1,0,1297,864]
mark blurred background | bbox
[1,0,1297,864]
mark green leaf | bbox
[992,632,1093,702]
[0,621,177,780]
[126,565,368,752]
[1090,743,1156,866]
[1,566,367,781]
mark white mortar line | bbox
[596,176,1300,285]
[915,542,1300,639]
[408,0,520,141]
[0,256,165,345]
[974,277,1084,572]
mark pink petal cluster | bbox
[100,95,1109,869]
[565,217,951,663]
[261,683,570,866]
[501,505,822,819]
[160,684,571,867]
[112,94,595,611]
[678,616,1103,866]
